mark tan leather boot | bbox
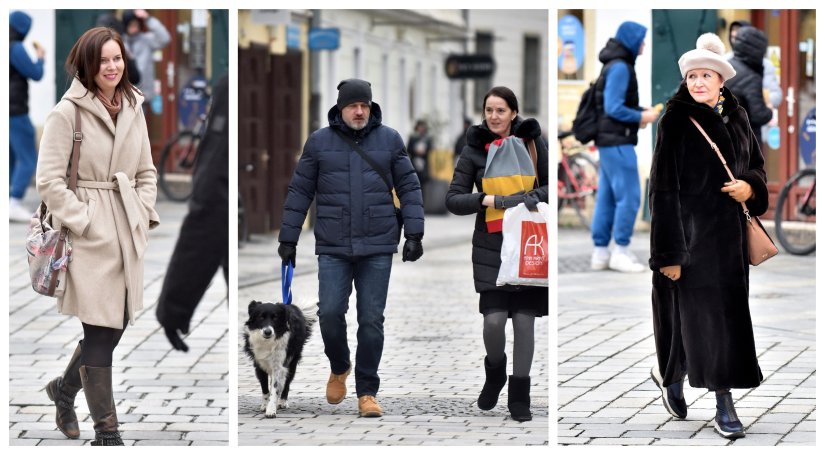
[80,366,124,446]
[45,341,82,439]
[358,395,383,417]
[326,367,351,404]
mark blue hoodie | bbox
[615,21,647,58]
[602,21,647,124]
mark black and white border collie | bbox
[243,300,317,418]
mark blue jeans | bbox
[9,114,37,199]
[591,144,641,247]
[317,254,392,397]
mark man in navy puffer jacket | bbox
[278,79,424,417]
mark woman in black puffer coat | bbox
[446,86,548,422]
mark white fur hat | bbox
[678,33,736,81]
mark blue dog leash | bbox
[281,262,293,305]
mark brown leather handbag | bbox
[689,117,778,265]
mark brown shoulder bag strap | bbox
[527,138,539,189]
[47,106,82,296]
[688,116,752,221]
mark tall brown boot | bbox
[45,341,83,439]
[80,366,124,446]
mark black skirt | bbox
[479,287,548,317]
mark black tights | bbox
[483,310,536,377]
[80,312,128,367]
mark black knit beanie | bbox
[336,79,372,110]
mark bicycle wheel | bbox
[774,168,816,255]
[158,131,199,201]
[565,152,599,230]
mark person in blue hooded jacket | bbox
[9,10,45,222]
[277,79,424,418]
[589,21,661,273]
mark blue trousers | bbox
[591,144,641,247]
[317,254,393,397]
[9,114,38,199]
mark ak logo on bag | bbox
[519,221,548,278]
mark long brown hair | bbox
[65,27,138,107]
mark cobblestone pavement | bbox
[237,214,549,445]
[557,227,816,446]
[8,193,229,446]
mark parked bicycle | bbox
[557,130,599,230]
[774,166,816,255]
[158,113,207,201]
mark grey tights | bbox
[483,311,536,377]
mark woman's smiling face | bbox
[94,39,124,98]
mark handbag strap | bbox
[688,116,752,221]
[526,138,539,189]
[333,128,393,195]
[44,105,82,296]
[68,105,81,192]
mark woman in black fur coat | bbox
[445,87,548,422]
[648,33,767,440]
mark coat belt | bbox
[77,173,145,255]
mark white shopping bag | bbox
[496,202,549,287]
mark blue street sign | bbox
[308,28,340,50]
[287,25,301,49]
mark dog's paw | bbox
[259,394,270,412]
[264,403,277,418]
[278,398,289,409]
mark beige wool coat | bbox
[36,78,160,329]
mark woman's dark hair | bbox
[483,86,519,113]
[65,27,137,107]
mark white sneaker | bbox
[590,250,610,271]
[9,198,32,223]
[608,250,646,273]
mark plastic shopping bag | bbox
[496,202,549,287]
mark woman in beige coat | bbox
[38,27,159,446]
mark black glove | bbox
[278,242,296,267]
[402,239,423,262]
[163,325,189,353]
[523,192,540,211]
[494,191,526,210]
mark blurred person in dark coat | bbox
[156,74,228,352]
[726,25,773,144]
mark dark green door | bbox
[651,10,718,106]
[209,9,229,85]
[644,10,718,220]
[54,10,109,102]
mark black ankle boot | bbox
[714,391,745,439]
[477,355,507,410]
[507,375,532,422]
[45,341,83,438]
[650,366,688,419]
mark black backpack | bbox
[571,79,600,144]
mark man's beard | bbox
[344,118,367,130]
